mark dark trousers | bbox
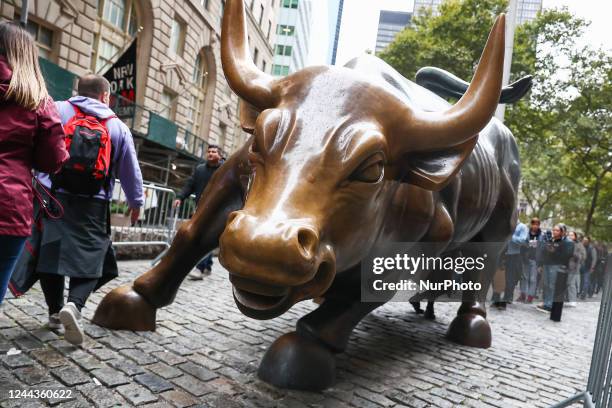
[0,236,27,305]
[39,273,98,314]
[504,254,523,302]
[196,253,213,272]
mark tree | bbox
[379,0,508,81]
[379,1,612,239]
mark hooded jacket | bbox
[37,96,144,208]
[0,56,68,237]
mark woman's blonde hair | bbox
[0,21,49,110]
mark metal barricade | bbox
[551,253,612,408]
[110,180,178,262]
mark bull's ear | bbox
[399,136,478,191]
[239,100,260,134]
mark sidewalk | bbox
[0,259,600,407]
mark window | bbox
[262,60,267,73]
[201,0,210,9]
[276,24,295,36]
[220,0,225,24]
[282,0,298,8]
[275,44,292,57]
[193,53,209,88]
[272,64,290,76]
[94,0,139,73]
[103,0,126,29]
[253,47,259,65]
[267,21,272,40]
[170,18,186,56]
[250,0,255,11]
[23,19,54,59]
[160,90,177,120]
[259,5,264,25]
[96,39,120,73]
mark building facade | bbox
[413,0,443,18]
[414,0,542,23]
[375,10,411,54]
[0,0,278,186]
[515,0,542,24]
[271,0,312,76]
[327,0,343,65]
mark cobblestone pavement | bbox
[1,259,601,407]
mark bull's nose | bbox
[220,211,323,286]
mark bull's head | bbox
[218,0,505,319]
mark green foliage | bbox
[379,0,508,80]
[379,0,611,239]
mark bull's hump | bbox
[344,55,450,113]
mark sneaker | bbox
[536,305,551,313]
[202,268,212,276]
[566,302,577,308]
[59,302,84,345]
[48,313,62,330]
[188,269,204,280]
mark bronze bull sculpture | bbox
[94,0,525,391]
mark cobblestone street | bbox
[0,259,601,408]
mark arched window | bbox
[93,0,139,73]
[186,52,209,136]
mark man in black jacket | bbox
[173,145,222,280]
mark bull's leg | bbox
[92,146,250,330]
[257,270,388,391]
[446,243,505,348]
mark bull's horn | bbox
[404,15,505,151]
[221,0,276,109]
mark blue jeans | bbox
[543,265,562,309]
[0,235,27,305]
[196,253,213,272]
[580,268,591,296]
[504,254,523,302]
[520,259,538,297]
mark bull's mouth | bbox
[229,261,335,320]
[230,275,291,312]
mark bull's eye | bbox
[350,155,384,183]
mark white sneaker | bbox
[188,269,204,280]
[48,313,62,330]
[59,302,84,345]
[566,301,577,308]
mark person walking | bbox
[503,221,528,304]
[580,236,597,299]
[518,217,542,304]
[13,75,143,345]
[173,145,223,280]
[565,231,585,307]
[0,22,68,305]
[537,224,573,313]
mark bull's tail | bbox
[416,66,532,104]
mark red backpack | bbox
[51,105,115,195]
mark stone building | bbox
[0,0,278,186]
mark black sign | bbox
[104,39,137,120]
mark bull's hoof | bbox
[92,284,156,331]
[258,331,335,391]
[446,313,491,348]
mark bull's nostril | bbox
[297,228,318,258]
[225,211,240,226]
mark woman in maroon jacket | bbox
[0,22,68,304]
